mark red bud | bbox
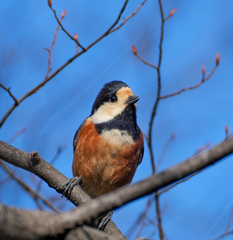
[48,0,52,7]
[169,8,177,17]
[132,45,137,55]
[216,53,220,66]
[61,9,66,19]
[74,33,78,41]
[202,66,206,75]
[225,125,229,135]
[171,133,176,139]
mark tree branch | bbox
[0,142,125,239]
[53,137,233,230]
[48,6,86,51]
[0,83,18,105]
[160,57,219,99]
[110,0,148,34]
[0,0,130,128]
[0,137,233,236]
[0,160,60,213]
[0,204,115,240]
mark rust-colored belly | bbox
[72,119,141,198]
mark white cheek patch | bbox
[91,87,135,124]
[91,102,125,124]
[101,129,134,147]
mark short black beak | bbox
[125,95,139,105]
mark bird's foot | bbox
[63,176,82,197]
[95,211,113,230]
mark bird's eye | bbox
[109,96,117,103]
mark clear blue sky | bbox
[1,1,233,239]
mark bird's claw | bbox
[63,176,82,197]
[96,211,113,230]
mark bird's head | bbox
[91,81,139,124]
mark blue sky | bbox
[1,0,233,239]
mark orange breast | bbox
[72,118,143,198]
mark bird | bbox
[64,80,144,226]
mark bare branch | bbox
[160,57,219,99]
[44,137,233,233]
[0,83,18,105]
[164,8,177,21]
[1,137,233,236]
[45,11,65,79]
[110,0,148,34]
[0,204,116,240]
[214,231,233,240]
[126,196,153,238]
[0,160,60,213]
[36,145,66,193]
[157,133,176,167]
[132,45,158,69]
[0,141,125,239]
[6,127,26,144]
[48,6,86,51]
[157,170,202,196]
[214,207,233,240]
[147,0,165,174]
[0,0,130,128]
[145,0,166,238]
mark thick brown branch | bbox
[0,141,125,239]
[1,138,233,235]
[48,137,233,232]
[0,204,115,240]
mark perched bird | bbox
[65,80,144,200]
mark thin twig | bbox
[155,192,164,240]
[0,83,18,105]
[147,0,165,174]
[225,208,233,234]
[135,196,154,239]
[126,195,153,238]
[36,145,66,193]
[110,0,148,34]
[7,127,27,144]
[225,126,233,141]
[164,8,177,21]
[0,175,11,185]
[45,11,65,79]
[157,133,176,167]
[157,170,202,196]
[74,33,79,54]
[214,208,233,240]
[134,52,158,69]
[194,142,210,156]
[160,64,218,99]
[49,7,86,51]
[0,160,60,213]
[0,0,130,128]
[147,0,166,239]
[226,131,233,140]
[214,231,233,240]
